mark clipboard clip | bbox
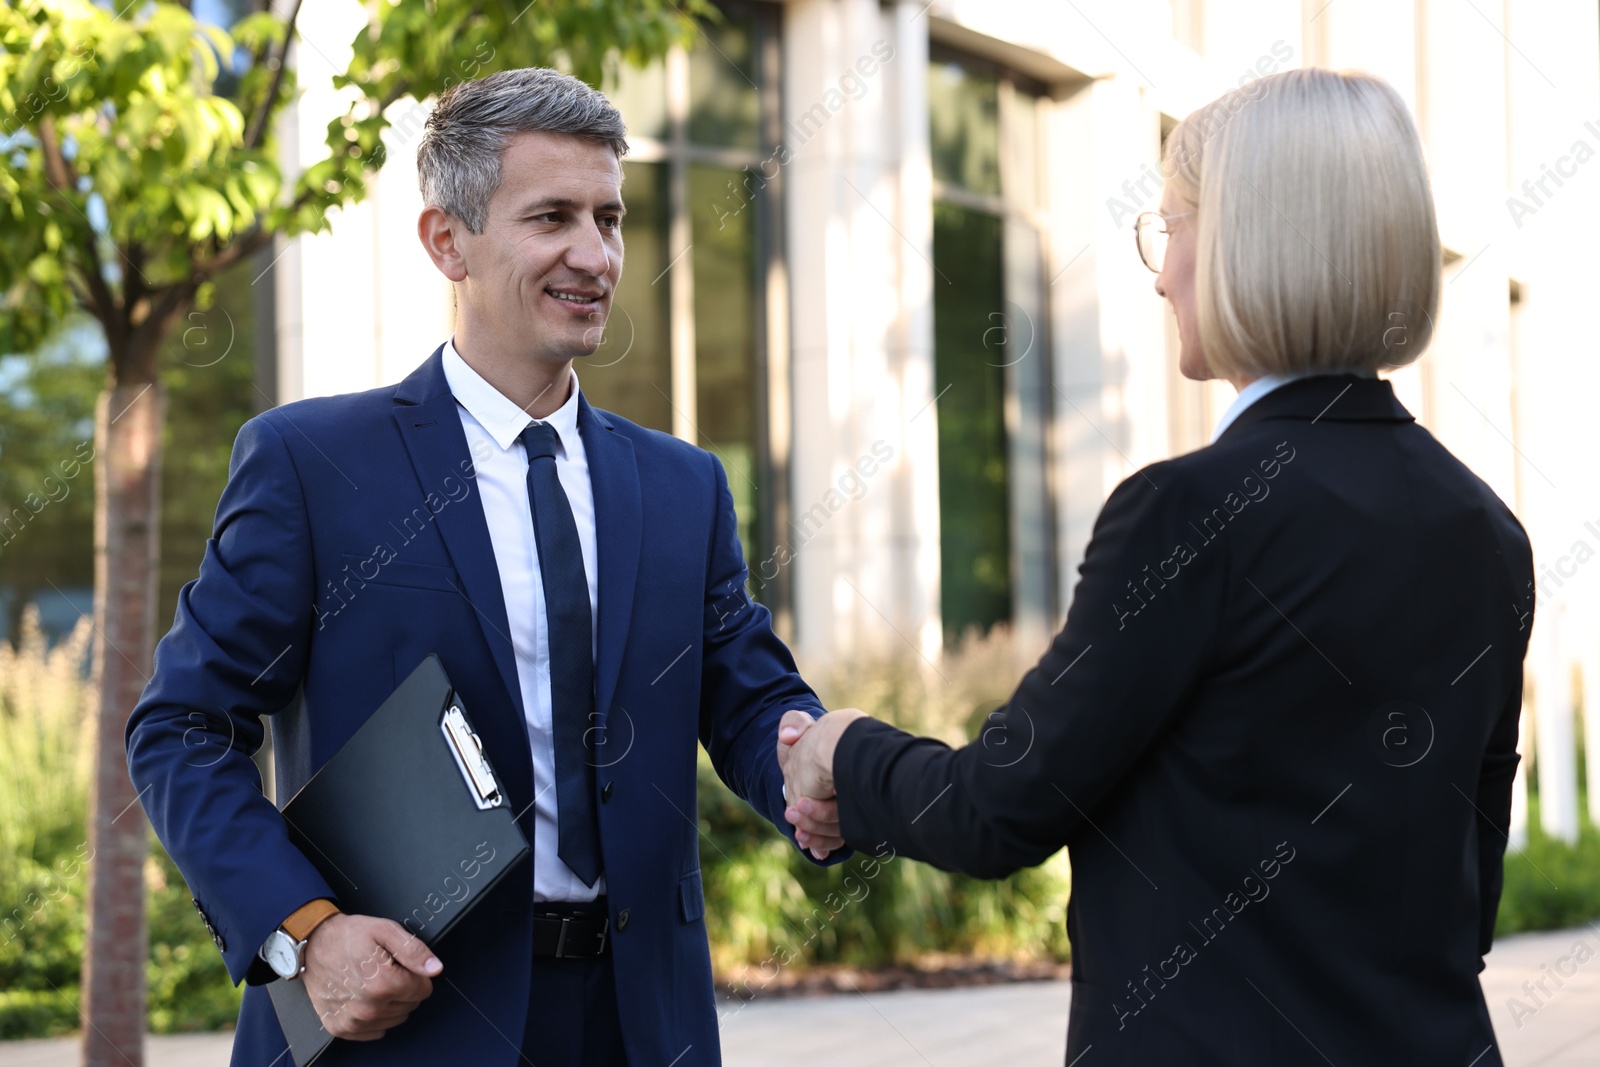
[440,704,503,810]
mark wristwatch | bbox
[260,927,307,981]
[259,899,340,981]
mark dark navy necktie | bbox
[519,421,602,887]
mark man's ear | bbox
[418,205,469,283]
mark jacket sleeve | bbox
[125,415,334,985]
[1474,677,1523,961]
[835,462,1225,879]
[695,453,845,865]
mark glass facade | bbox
[585,1,777,573]
[929,59,1001,196]
[593,24,1053,637]
[932,201,1013,641]
[688,162,762,537]
[687,15,763,149]
[929,51,1051,644]
[585,160,673,432]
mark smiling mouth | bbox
[547,286,606,314]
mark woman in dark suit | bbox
[778,68,1534,1065]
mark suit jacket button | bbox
[615,908,630,931]
[601,781,614,803]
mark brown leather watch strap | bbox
[280,898,340,943]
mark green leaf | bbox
[1,0,703,371]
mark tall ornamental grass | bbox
[0,608,240,1038]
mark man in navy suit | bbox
[127,66,844,1066]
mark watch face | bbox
[264,931,302,978]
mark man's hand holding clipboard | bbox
[264,655,529,1066]
[299,912,443,1041]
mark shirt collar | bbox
[441,339,582,454]
[1210,369,1384,443]
[1210,373,1305,443]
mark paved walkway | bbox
[7,926,1600,1065]
[722,923,1600,1065]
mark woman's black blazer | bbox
[836,373,1534,1065]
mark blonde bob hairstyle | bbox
[1163,68,1440,379]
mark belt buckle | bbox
[555,916,572,958]
[595,917,610,956]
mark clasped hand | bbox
[776,708,869,861]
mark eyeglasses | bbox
[1134,211,1194,274]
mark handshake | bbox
[776,708,870,862]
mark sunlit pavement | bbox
[1,1032,237,1066]
[720,927,1600,1066]
[1480,924,1600,1067]
[6,926,1599,1066]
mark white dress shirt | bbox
[442,340,604,902]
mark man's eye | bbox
[600,216,621,230]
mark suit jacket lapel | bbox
[392,350,527,723]
[578,397,641,725]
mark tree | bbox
[0,1,705,1062]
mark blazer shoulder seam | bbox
[246,413,317,548]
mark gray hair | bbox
[417,67,629,234]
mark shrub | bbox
[5,609,1599,1038]
[144,848,243,1033]
[0,608,241,1039]
[699,626,1073,977]
[1495,814,1600,937]
[0,989,80,1041]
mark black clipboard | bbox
[266,655,529,1066]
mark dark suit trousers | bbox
[521,954,628,1066]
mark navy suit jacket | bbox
[835,375,1534,1065]
[127,348,828,1066]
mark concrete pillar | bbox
[784,0,941,665]
[1581,642,1600,827]
[1045,75,1169,609]
[1498,0,1600,838]
[1509,710,1530,849]
[1535,607,1579,842]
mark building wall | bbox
[783,0,943,666]
[274,0,1599,839]
[272,0,454,406]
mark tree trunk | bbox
[81,381,165,1067]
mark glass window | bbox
[690,163,762,555]
[688,10,762,149]
[933,203,1011,638]
[598,1,778,585]
[1009,91,1043,212]
[929,52,1051,644]
[577,161,673,432]
[607,59,669,143]
[928,60,1001,197]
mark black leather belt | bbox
[532,899,610,959]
